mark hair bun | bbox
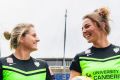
[95,7,110,19]
[4,31,11,40]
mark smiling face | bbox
[20,27,40,52]
[82,18,102,43]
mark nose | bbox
[82,28,87,33]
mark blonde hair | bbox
[83,7,110,35]
[4,23,34,49]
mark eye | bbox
[82,24,90,31]
[32,34,37,37]
[84,24,90,29]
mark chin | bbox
[87,38,93,43]
[87,40,92,43]
[32,48,38,51]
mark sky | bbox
[0,0,120,58]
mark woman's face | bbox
[20,27,40,51]
[82,18,102,43]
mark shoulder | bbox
[0,57,6,61]
[74,52,85,59]
[0,55,14,66]
[75,48,92,58]
[109,44,120,52]
[111,44,120,53]
[111,44,120,48]
[32,58,48,67]
[33,58,47,64]
[0,56,8,64]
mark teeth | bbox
[85,35,90,38]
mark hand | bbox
[71,76,92,80]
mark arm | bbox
[69,54,92,80]
[69,54,81,79]
[70,70,81,79]
[46,63,53,80]
[48,67,55,80]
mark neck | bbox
[93,37,110,48]
[14,47,31,60]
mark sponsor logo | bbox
[6,57,16,65]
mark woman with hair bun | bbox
[0,23,52,80]
[70,7,120,80]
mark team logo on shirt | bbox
[34,62,40,67]
[113,47,120,53]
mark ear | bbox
[101,22,106,28]
[101,22,107,33]
[19,36,25,43]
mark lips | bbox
[84,33,92,39]
[85,35,90,38]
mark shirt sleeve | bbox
[0,61,3,80]
[69,54,82,73]
[46,63,53,80]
